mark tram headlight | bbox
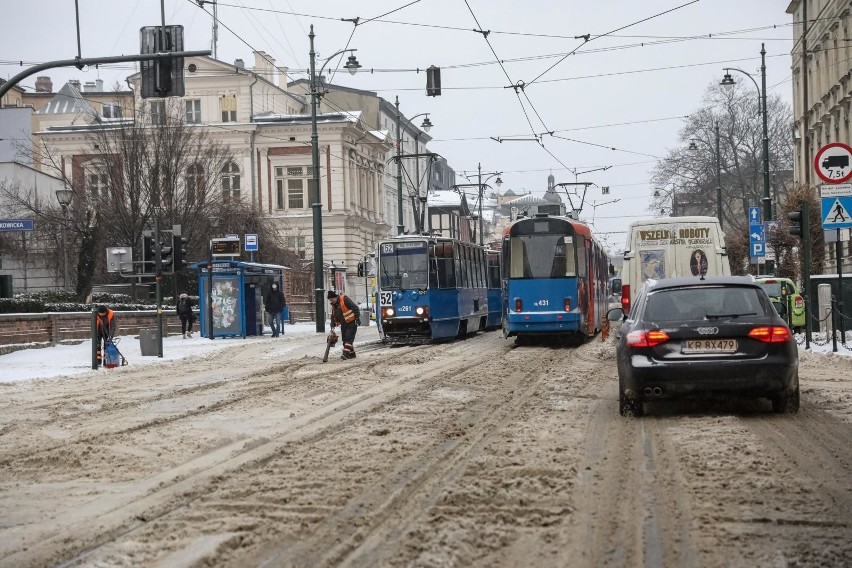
[415,306,429,317]
[383,307,396,318]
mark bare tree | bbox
[650,80,793,234]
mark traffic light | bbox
[158,240,173,275]
[139,25,185,99]
[142,235,157,273]
[172,235,188,272]
[357,261,365,277]
[788,208,803,238]
[426,65,441,97]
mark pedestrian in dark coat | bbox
[264,282,286,337]
[175,292,195,338]
[328,290,360,359]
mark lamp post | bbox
[688,122,723,227]
[721,43,771,222]
[393,101,433,235]
[55,188,73,291]
[309,25,361,333]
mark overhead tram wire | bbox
[525,0,700,88]
[207,2,825,42]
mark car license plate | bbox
[683,339,738,353]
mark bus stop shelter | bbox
[189,260,290,339]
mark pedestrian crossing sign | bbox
[821,196,852,229]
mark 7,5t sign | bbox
[814,142,852,184]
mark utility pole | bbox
[395,97,404,235]
[154,215,164,357]
[478,163,483,245]
[716,123,722,227]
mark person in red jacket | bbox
[327,290,361,360]
[95,304,116,367]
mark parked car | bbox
[614,276,799,417]
[608,276,622,320]
[754,277,805,332]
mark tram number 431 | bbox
[533,299,549,307]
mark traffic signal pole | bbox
[154,216,164,358]
[802,201,811,350]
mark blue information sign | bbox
[749,223,765,257]
[748,206,761,225]
[821,196,852,230]
[0,219,34,231]
[245,233,258,252]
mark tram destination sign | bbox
[0,219,34,231]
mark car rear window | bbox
[758,282,784,297]
[645,286,769,321]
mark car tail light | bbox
[621,284,630,313]
[515,298,522,312]
[564,297,571,311]
[626,329,670,348]
[748,326,792,343]
[795,296,804,309]
[764,279,777,284]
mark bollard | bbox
[818,283,833,336]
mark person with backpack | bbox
[175,292,195,338]
[263,282,286,337]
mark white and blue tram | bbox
[377,235,489,343]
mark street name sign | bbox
[0,219,34,231]
[814,142,852,184]
[820,183,852,230]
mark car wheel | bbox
[772,385,800,414]
[619,383,643,417]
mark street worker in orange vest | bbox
[327,290,361,360]
[95,304,117,367]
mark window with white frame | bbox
[221,162,240,202]
[276,165,312,210]
[101,102,122,119]
[220,95,237,122]
[286,236,307,259]
[185,99,201,123]
[150,100,166,125]
[85,164,109,199]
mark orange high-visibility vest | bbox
[340,295,356,324]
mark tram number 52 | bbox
[534,299,549,307]
[380,291,393,306]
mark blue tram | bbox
[377,235,489,343]
[501,215,609,341]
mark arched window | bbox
[221,162,240,203]
[186,163,205,205]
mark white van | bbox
[621,216,730,314]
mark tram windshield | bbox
[508,234,577,279]
[379,240,429,290]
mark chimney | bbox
[253,50,275,81]
[234,58,245,70]
[69,79,81,91]
[83,81,97,92]
[96,79,104,92]
[35,76,53,93]
[279,65,289,90]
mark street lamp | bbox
[394,100,434,235]
[654,185,677,217]
[55,188,73,291]
[309,25,361,333]
[688,122,723,227]
[721,43,770,222]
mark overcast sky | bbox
[1,0,795,251]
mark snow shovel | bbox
[323,328,338,363]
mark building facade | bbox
[787,0,852,272]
